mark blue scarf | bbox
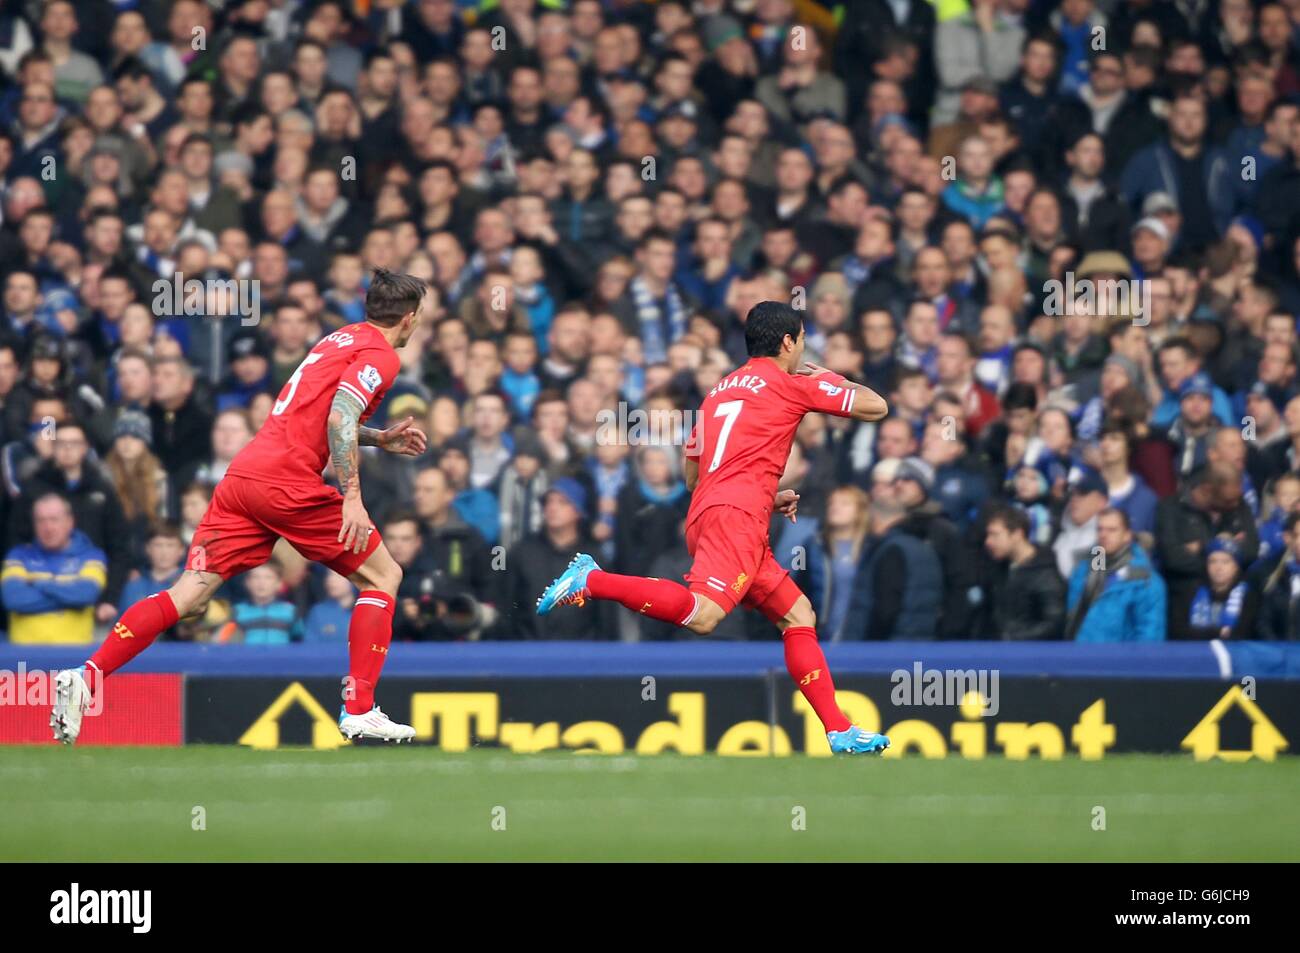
[638,478,687,505]
[1190,582,1247,632]
[631,275,685,364]
[840,255,869,289]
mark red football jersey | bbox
[685,357,858,525]
[227,323,400,487]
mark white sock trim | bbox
[679,593,700,627]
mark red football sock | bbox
[782,626,851,732]
[587,570,697,625]
[346,590,395,715]
[87,591,179,683]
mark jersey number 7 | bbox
[708,399,744,473]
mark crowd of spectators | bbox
[3,0,1300,645]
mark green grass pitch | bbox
[2,746,1297,861]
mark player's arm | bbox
[795,361,889,422]
[327,392,373,554]
[359,417,427,455]
[340,348,425,455]
[684,453,699,491]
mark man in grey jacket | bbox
[933,0,1026,126]
[754,24,846,128]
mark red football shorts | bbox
[684,504,799,616]
[185,474,381,579]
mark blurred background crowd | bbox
[3,0,1300,645]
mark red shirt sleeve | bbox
[791,372,856,418]
[337,348,399,420]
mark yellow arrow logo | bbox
[238,681,348,750]
[1180,686,1289,761]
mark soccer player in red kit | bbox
[537,301,893,754]
[51,271,432,744]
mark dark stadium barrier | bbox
[2,643,1297,756]
[176,674,1297,758]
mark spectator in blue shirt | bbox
[1152,341,1234,430]
[1098,419,1158,544]
[231,561,301,645]
[675,217,741,313]
[120,523,185,618]
[303,570,355,643]
[500,331,541,419]
[1,493,106,644]
[1066,507,1166,642]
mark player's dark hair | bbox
[745,300,803,357]
[365,269,427,327]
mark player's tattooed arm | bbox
[328,393,372,553]
[360,417,428,455]
[328,393,363,495]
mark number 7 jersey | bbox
[226,323,401,488]
[684,357,858,526]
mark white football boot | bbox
[338,705,416,743]
[50,668,94,745]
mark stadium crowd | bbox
[3,0,1300,645]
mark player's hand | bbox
[338,496,374,554]
[376,416,428,456]
[795,361,834,378]
[775,489,800,523]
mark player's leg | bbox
[752,572,890,754]
[87,568,224,678]
[591,568,700,625]
[52,568,228,745]
[535,554,700,625]
[340,542,404,720]
[539,507,747,629]
[51,479,269,744]
[303,496,414,743]
[675,506,753,633]
[679,590,728,635]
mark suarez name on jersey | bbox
[685,357,857,524]
[226,323,400,487]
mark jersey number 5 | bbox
[708,399,743,473]
[272,352,324,416]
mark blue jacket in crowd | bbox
[1119,140,1236,237]
[1,530,107,644]
[1066,544,1166,643]
[842,526,942,640]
